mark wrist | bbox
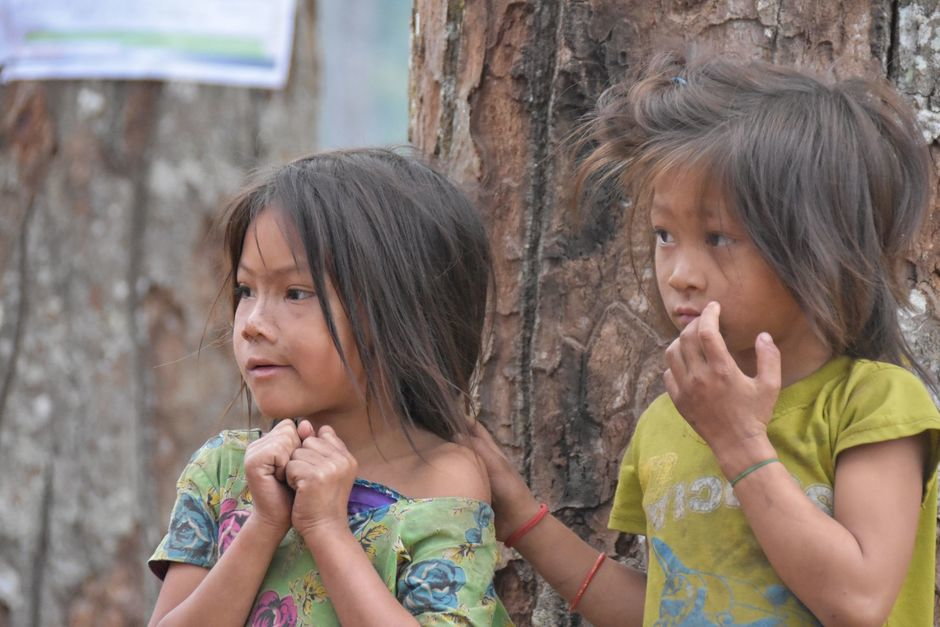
[497,495,542,543]
[510,508,557,557]
[296,516,351,543]
[504,503,550,548]
[243,513,290,545]
[714,434,777,480]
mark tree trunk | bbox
[409,1,940,625]
[0,3,317,625]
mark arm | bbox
[149,517,288,626]
[730,435,924,626]
[464,422,646,627]
[665,302,926,626]
[300,522,421,626]
[287,425,420,627]
[149,421,303,626]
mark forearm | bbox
[301,523,419,627]
[723,440,909,626]
[155,516,284,627]
[512,513,645,627]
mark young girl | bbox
[469,52,940,626]
[148,149,511,626]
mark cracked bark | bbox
[410,1,940,624]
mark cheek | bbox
[231,318,249,369]
[653,253,668,287]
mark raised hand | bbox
[244,419,312,533]
[663,301,781,475]
[286,425,358,538]
[461,421,541,542]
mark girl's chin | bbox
[254,404,309,422]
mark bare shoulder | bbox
[408,439,491,503]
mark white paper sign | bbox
[0,0,296,89]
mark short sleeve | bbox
[834,364,940,481]
[396,500,512,626]
[609,428,647,534]
[148,436,225,579]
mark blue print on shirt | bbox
[651,538,820,626]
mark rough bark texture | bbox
[0,3,318,625]
[409,1,940,625]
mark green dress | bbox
[150,430,513,626]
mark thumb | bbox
[296,419,315,440]
[754,332,781,392]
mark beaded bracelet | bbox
[504,503,549,548]
[569,551,607,613]
[730,458,780,488]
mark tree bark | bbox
[409,1,940,625]
[0,2,317,625]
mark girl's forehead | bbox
[240,208,310,271]
[649,177,730,221]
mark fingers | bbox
[260,419,302,482]
[460,421,514,469]
[286,426,357,491]
[697,302,734,374]
[664,336,688,383]
[286,452,356,492]
[464,420,500,452]
[663,367,678,401]
[315,425,351,454]
[296,419,315,440]
[470,420,496,445]
[754,332,782,392]
[678,315,708,371]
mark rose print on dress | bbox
[164,492,217,566]
[218,498,250,555]
[249,590,298,627]
[398,558,467,613]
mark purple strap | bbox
[347,482,398,516]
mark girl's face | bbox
[649,169,829,378]
[232,208,366,421]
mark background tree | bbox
[409,1,940,625]
[0,4,317,626]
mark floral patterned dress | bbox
[150,430,513,626]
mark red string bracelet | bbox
[569,551,606,613]
[503,503,549,548]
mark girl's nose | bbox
[667,253,707,292]
[240,302,276,342]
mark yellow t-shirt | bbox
[609,357,940,626]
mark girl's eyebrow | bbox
[649,202,674,216]
[236,263,311,278]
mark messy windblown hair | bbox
[222,148,491,442]
[577,50,933,379]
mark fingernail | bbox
[758,332,772,343]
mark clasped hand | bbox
[244,418,358,537]
[663,302,781,460]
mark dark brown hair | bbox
[578,50,934,380]
[222,148,490,442]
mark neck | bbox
[780,346,834,387]
[735,339,833,388]
[302,399,425,465]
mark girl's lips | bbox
[248,365,288,379]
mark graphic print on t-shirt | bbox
[651,538,819,626]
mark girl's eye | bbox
[286,288,315,301]
[653,229,674,245]
[234,284,252,300]
[706,232,735,247]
